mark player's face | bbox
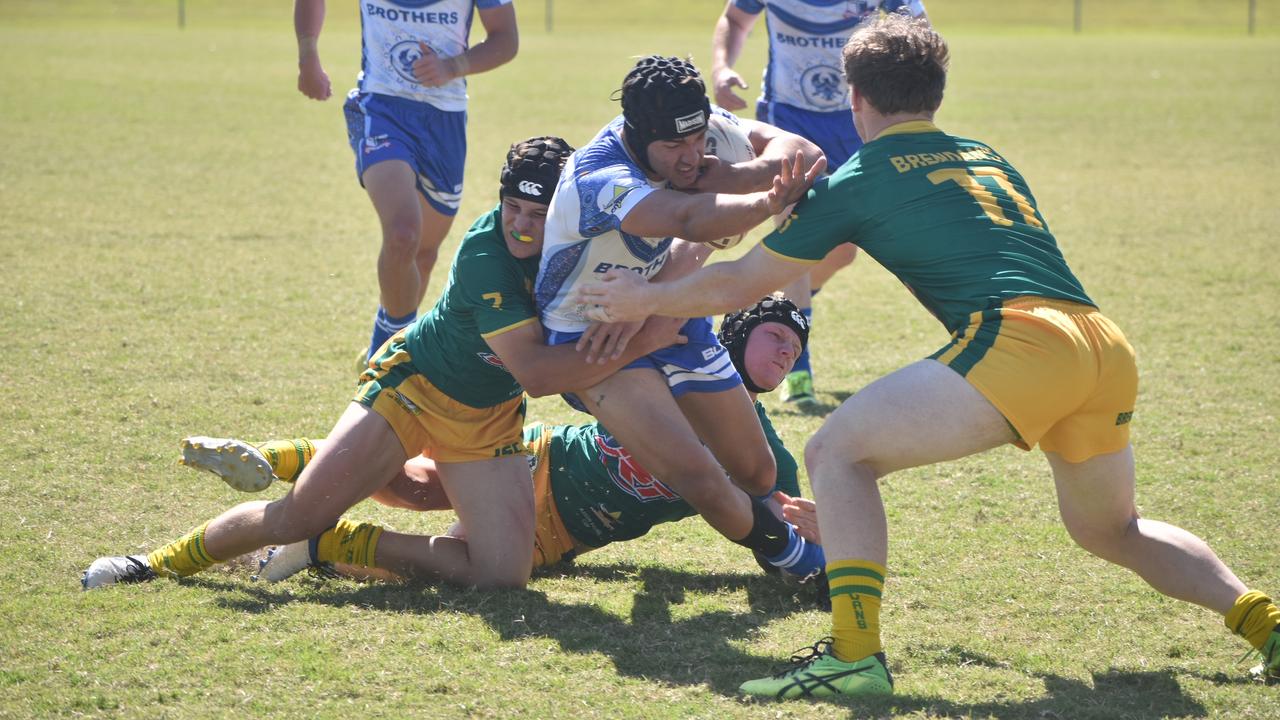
[742,322,803,392]
[646,130,707,189]
[500,196,550,259]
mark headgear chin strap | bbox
[499,136,575,205]
[616,56,712,175]
[718,295,811,394]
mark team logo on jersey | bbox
[595,431,678,502]
[801,65,846,110]
[602,183,639,215]
[477,352,509,371]
[364,134,393,155]
[389,39,435,85]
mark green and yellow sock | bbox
[314,519,384,569]
[1225,590,1280,651]
[828,559,886,662]
[146,521,223,578]
[257,438,316,483]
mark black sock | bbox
[731,496,791,558]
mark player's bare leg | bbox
[742,359,1012,698]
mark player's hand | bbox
[686,155,747,194]
[766,151,826,215]
[575,320,644,364]
[777,492,821,544]
[573,269,654,325]
[297,55,332,100]
[413,41,456,87]
[713,68,749,111]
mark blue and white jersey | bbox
[535,109,745,334]
[356,0,511,112]
[535,115,670,334]
[735,0,925,113]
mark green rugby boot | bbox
[780,370,816,408]
[1249,626,1280,684]
[739,637,894,699]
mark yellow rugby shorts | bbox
[525,424,585,568]
[354,332,526,463]
[929,297,1137,463]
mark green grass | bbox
[2,1,1279,718]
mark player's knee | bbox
[1063,514,1137,560]
[805,431,880,491]
[380,218,422,260]
[470,559,531,590]
[724,449,776,497]
[266,500,337,544]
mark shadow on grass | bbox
[191,566,1211,718]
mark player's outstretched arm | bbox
[483,317,685,397]
[693,120,825,195]
[294,0,331,100]
[575,243,812,324]
[622,151,823,244]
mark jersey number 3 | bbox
[928,166,1044,230]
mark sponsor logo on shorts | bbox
[674,110,707,135]
[392,391,421,415]
[364,134,393,155]
[594,431,678,502]
[1115,411,1133,426]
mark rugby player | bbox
[576,15,1280,696]
[534,56,828,583]
[294,0,519,362]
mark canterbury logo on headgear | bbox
[517,180,543,196]
[674,110,706,135]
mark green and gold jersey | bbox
[763,121,1093,333]
[405,206,540,408]
[536,401,800,550]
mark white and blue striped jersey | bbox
[355,0,511,112]
[734,0,925,113]
[535,109,744,334]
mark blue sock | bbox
[367,307,416,361]
[793,306,814,375]
[765,524,826,578]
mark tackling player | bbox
[576,15,1280,697]
[712,0,929,407]
[82,137,825,592]
[294,0,519,362]
[173,296,823,586]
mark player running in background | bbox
[711,0,928,407]
[293,0,519,363]
[175,296,825,585]
[577,14,1280,696]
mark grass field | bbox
[2,1,1279,718]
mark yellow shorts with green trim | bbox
[354,332,527,464]
[526,424,588,568]
[929,297,1137,463]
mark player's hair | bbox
[499,135,575,205]
[842,13,948,115]
[718,294,810,394]
[615,55,712,174]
